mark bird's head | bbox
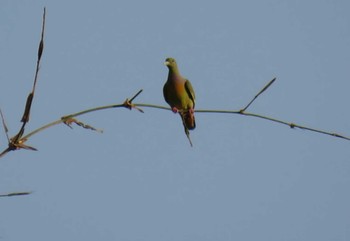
[164,57,177,69]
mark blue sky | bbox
[1,1,350,240]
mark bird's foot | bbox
[171,107,179,113]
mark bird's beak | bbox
[164,61,170,66]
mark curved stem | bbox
[21,104,124,140]
[1,101,348,159]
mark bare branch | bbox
[0,95,349,157]
[196,109,350,141]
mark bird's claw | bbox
[171,107,179,113]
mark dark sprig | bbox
[0,191,32,198]
[0,8,45,158]
[122,89,144,113]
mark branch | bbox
[192,77,350,141]
[0,191,32,198]
[22,89,144,141]
[135,102,350,141]
[195,109,350,141]
[1,84,349,157]
[0,90,145,158]
[0,8,46,157]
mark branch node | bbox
[123,90,144,113]
[8,137,37,151]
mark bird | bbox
[163,57,196,146]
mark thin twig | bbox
[0,109,10,143]
[241,77,276,112]
[195,109,350,141]
[243,111,350,141]
[0,191,32,197]
[129,89,143,102]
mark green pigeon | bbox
[163,57,196,145]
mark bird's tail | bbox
[181,110,196,130]
[179,110,195,147]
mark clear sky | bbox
[1,0,350,240]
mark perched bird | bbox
[163,57,196,145]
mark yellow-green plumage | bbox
[163,57,196,131]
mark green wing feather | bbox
[184,79,195,108]
[163,84,170,105]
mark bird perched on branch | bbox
[163,57,196,146]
